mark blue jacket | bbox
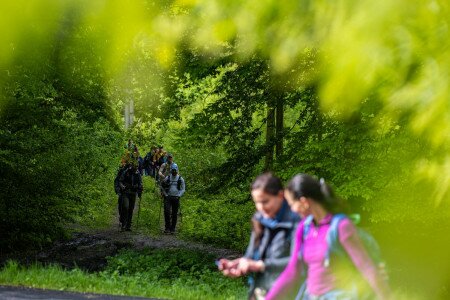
[163,174,185,197]
[244,201,300,293]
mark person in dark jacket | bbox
[118,162,143,231]
[218,173,300,300]
[144,146,157,176]
[114,158,127,227]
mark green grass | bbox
[0,249,247,300]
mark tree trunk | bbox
[265,102,275,171]
[275,96,284,158]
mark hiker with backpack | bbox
[158,150,168,167]
[114,158,128,228]
[152,146,164,178]
[118,161,143,232]
[144,146,157,176]
[161,163,185,234]
[158,153,174,180]
[132,145,144,176]
[218,173,300,300]
[125,139,135,151]
[265,174,391,300]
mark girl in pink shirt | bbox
[266,174,390,300]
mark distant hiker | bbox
[265,174,391,300]
[118,162,143,231]
[152,147,163,174]
[150,148,160,178]
[114,158,128,228]
[218,173,300,300]
[159,153,174,180]
[125,139,134,151]
[158,150,168,167]
[144,146,157,176]
[161,163,185,234]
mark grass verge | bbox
[0,248,247,300]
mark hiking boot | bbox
[163,229,171,234]
[125,228,132,232]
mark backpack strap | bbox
[324,213,347,267]
[177,176,183,190]
[299,215,314,260]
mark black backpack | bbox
[163,176,184,192]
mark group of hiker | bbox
[218,173,391,300]
[113,140,185,233]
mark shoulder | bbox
[337,216,357,242]
[294,218,306,239]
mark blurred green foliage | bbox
[0,1,122,248]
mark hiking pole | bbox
[155,174,161,223]
[178,201,183,224]
[136,194,141,230]
[158,195,163,232]
[117,194,123,232]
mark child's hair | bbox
[251,173,283,195]
[249,173,284,252]
[286,174,343,213]
[251,218,264,250]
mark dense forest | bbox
[0,1,449,299]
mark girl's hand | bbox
[237,258,265,274]
[248,260,265,272]
[219,258,243,277]
[237,258,251,274]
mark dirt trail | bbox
[1,212,241,272]
[1,175,241,272]
[31,226,240,271]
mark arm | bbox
[338,220,391,300]
[162,176,169,197]
[220,223,256,278]
[118,169,127,191]
[158,163,166,178]
[137,173,143,197]
[178,177,186,197]
[114,170,121,194]
[265,222,304,300]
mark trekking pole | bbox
[155,173,163,232]
[158,194,163,232]
[136,194,141,230]
[178,201,183,224]
[117,194,122,232]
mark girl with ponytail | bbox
[266,174,390,300]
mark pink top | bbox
[266,214,389,300]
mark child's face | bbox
[252,189,284,219]
[285,190,309,218]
